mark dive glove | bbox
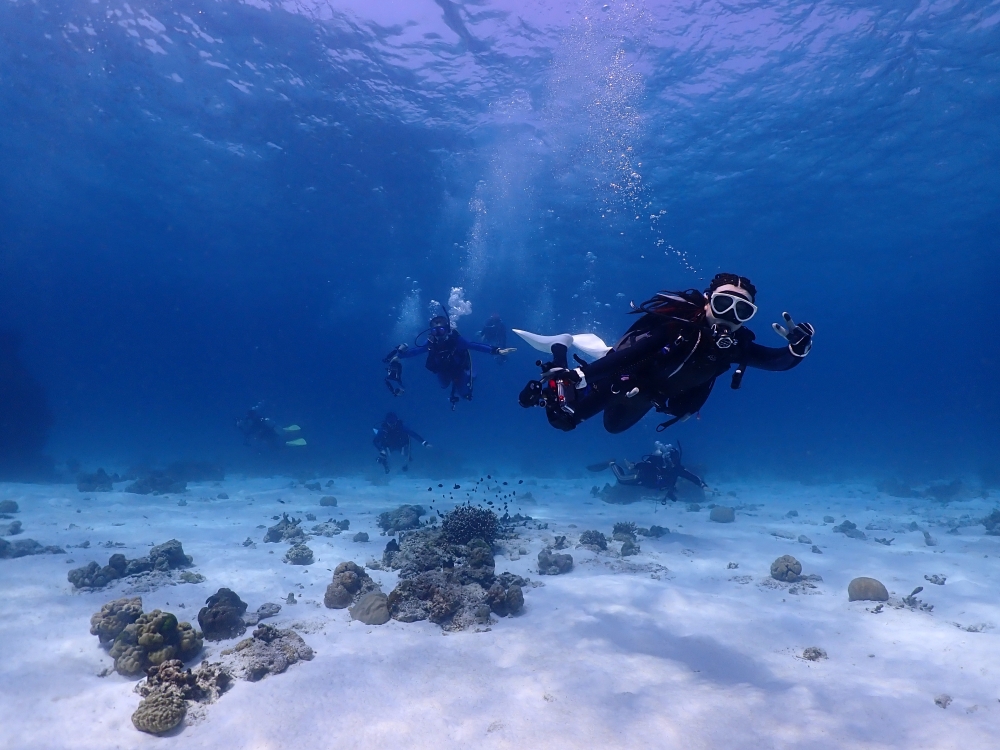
[772,313,814,357]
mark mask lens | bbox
[711,294,735,315]
[734,300,756,321]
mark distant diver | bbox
[517,273,814,433]
[383,307,516,409]
[595,441,707,502]
[373,412,429,473]
[235,403,307,448]
[478,313,509,364]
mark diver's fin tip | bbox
[286,438,307,446]
[282,425,301,432]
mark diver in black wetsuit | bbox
[607,441,707,502]
[478,313,509,363]
[373,412,429,473]
[384,313,516,409]
[235,403,307,449]
[236,403,280,448]
[518,273,815,433]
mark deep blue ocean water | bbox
[0,0,997,483]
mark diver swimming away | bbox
[478,313,509,364]
[594,441,708,502]
[384,308,516,409]
[235,403,307,448]
[373,412,429,473]
[516,273,814,433]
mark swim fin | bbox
[511,329,611,360]
[283,425,301,432]
[286,438,307,446]
[587,461,614,472]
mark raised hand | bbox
[772,312,814,357]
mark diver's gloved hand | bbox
[772,313,814,357]
[493,347,516,356]
[422,441,431,448]
[382,344,406,364]
[384,359,404,396]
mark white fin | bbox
[285,438,307,446]
[511,329,611,360]
[282,425,301,432]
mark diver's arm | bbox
[744,342,802,372]
[395,344,428,359]
[678,467,707,488]
[610,462,640,484]
[404,427,427,445]
[462,338,499,355]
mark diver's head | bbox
[385,412,399,425]
[655,441,680,466]
[705,273,757,332]
[428,315,451,344]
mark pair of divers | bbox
[592,441,707,502]
[383,309,515,410]
[235,403,307,449]
[516,273,814,433]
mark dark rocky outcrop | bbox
[770,555,802,583]
[538,548,573,575]
[377,504,425,533]
[198,588,248,641]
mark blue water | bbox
[0,0,997,482]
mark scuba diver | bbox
[383,309,516,410]
[372,412,429,473]
[478,313,509,364]
[235,403,307,448]
[595,441,707,502]
[516,273,815,433]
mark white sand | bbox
[1,476,998,749]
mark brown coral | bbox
[131,688,186,735]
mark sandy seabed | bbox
[1,475,998,750]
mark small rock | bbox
[177,499,187,507]
[848,577,889,602]
[802,647,827,661]
[823,516,835,523]
[923,530,937,547]
[0,500,20,514]
[349,592,390,625]
[727,562,739,569]
[811,545,822,554]
[537,548,573,575]
[283,543,314,565]
[709,506,735,523]
[242,537,255,547]
[770,555,802,583]
[797,535,812,544]
[686,503,701,512]
[786,510,799,518]
[305,513,316,521]
[286,593,296,604]
[833,520,867,540]
[353,532,369,543]
[934,694,952,709]
[217,493,229,500]
[620,539,639,556]
[924,574,946,586]
[320,496,337,507]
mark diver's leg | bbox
[610,463,640,484]
[602,394,654,434]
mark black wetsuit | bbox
[612,454,706,501]
[373,419,425,472]
[479,316,507,350]
[531,295,805,434]
[236,410,280,448]
[396,330,497,404]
